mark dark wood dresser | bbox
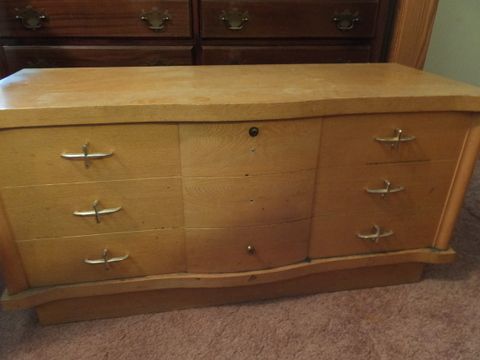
[0,0,395,77]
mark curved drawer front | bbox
[186,220,309,273]
[201,0,379,38]
[309,209,443,258]
[0,124,180,187]
[183,170,315,228]
[180,120,321,177]
[17,229,186,287]
[319,113,471,167]
[0,0,191,37]
[314,161,457,216]
[3,45,194,74]
[2,178,183,240]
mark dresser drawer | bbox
[319,113,472,167]
[183,170,315,228]
[2,178,183,240]
[201,0,379,39]
[0,124,180,187]
[314,161,457,216]
[3,46,194,74]
[186,220,309,273]
[202,45,371,65]
[0,0,191,37]
[18,229,185,287]
[180,120,321,177]
[310,210,443,258]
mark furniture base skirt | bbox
[35,262,424,325]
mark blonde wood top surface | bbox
[1,64,480,128]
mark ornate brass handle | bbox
[220,9,249,31]
[357,225,394,243]
[141,7,170,31]
[84,249,129,270]
[365,179,405,197]
[73,200,122,224]
[246,245,256,255]
[61,143,114,168]
[332,9,360,31]
[375,128,416,148]
[15,5,48,30]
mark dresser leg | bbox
[34,263,424,325]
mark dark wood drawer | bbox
[201,0,379,39]
[0,1,191,37]
[3,46,193,73]
[201,45,371,64]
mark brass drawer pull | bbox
[61,143,113,168]
[357,225,394,243]
[84,249,129,270]
[375,128,416,148]
[15,5,48,30]
[365,179,405,197]
[73,200,122,224]
[220,9,249,31]
[332,9,360,32]
[246,245,256,255]
[141,7,171,32]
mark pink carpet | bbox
[1,161,479,360]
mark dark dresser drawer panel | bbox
[3,46,193,73]
[201,0,379,38]
[0,1,191,37]
[202,45,371,65]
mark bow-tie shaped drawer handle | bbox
[375,128,416,148]
[61,143,113,168]
[84,249,129,270]
[73,200,122,223]
[365,179,405,197]
[357,225,394,243]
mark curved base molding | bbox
[1,248,455,324]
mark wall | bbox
[424,0,480,86]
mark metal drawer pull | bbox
[365,179,405,197]
[332,9,360,31]
[141,7,170,31]
[357,225,394,243]
[375,128,416,148]
[84,249,129,270]
[15,5,48,30]
[73,200,122,223]
[220,9,249,31]
[246,245,256,255]
[61,143,113,168]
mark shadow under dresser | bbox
[0,63,479,324]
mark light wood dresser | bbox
[1,64,480,324]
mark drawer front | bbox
[3,46,194,74]
[0,1,191,37]
[201,45,371,65]
[319,113,471,167]
[2,178,183,240]
[314,161,457,216]
[186,220,309,273]
[201,0,379,38]
[310,210,443,258]
[183,171,315,228]
[180,120,321,177]
[18,229,185,287]
[0,124,180,187]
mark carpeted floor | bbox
[1,161,479,360]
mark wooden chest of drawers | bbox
[0,0,394,77]
[1,64,480,324]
